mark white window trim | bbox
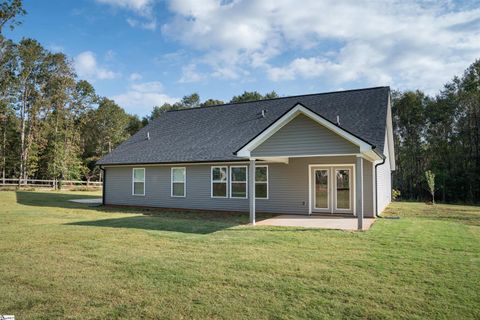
[255,165,269,199]
[211,166,228,198]
[230,165,248,199]
[132,168,145,196]
[171,167,186,198]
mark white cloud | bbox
[162,0,480,93]
[268,43,392,84]
[96,0,153,16]
[112,81,179,114]
[178,64,204,83]
[129,72,143,81]
[74,51,117,80]
[126,17,157,30]
[96,0,157,30]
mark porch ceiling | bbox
[255,156,289,163]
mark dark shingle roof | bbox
[97,86,390,165]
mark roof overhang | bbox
[235,103,381,160]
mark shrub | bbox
[392,189,401,201]
[425,170,436,204]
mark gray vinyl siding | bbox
[251,114,359,157]
[105,156,377,215]
[376,131,392,213]
[363,159,374,217]
[105,165,250,212]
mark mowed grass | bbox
[0,191,479,319]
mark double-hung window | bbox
[171,167,186,197]
[132,168,145,196]
[230,166,247,198]
[211,166,228,198]
[255,165,268,199]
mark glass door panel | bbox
[314,169,329,209]
[335,169,351,210]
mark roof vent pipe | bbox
[147,131,150,140]
[336,115,340,126]
[261,109,267,118]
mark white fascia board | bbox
[386,94,396,171]
[236,149,251,157]
[361,150,383,162]
[236,104,374,157]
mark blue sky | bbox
[5,0,480,116]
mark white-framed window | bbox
[171,167,186,197]
[230,166,248,199]
[211,166,228,198]
[132,168,145,196]
[255,165,268,199]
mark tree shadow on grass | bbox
[15,190,278,234]
[66,215,239,234]
[66,212,301,235]
[67,208,279,234]
[15,191,102,209]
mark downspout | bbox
[374,157,386,218]
[100,166,106,206]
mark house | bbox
[97,86,395,229]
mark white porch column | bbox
[355,156,364,230]
[249,159,256,225]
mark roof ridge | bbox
[165,86,390,113]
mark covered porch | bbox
[247,155,376,230]
[236,103,384,230]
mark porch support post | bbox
[249,158,256,225]
[356,156,364,230]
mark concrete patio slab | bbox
[256,215,375,231]
[69,198,102,204]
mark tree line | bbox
[392,60,480,203]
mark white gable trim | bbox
[386,94,395,171]
[236,104,375,158]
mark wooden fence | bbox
[0,178,102,189]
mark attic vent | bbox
[336,115,340,126]
[147,131,150,140]
[261,109,267,118]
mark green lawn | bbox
[0,191,479,319]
